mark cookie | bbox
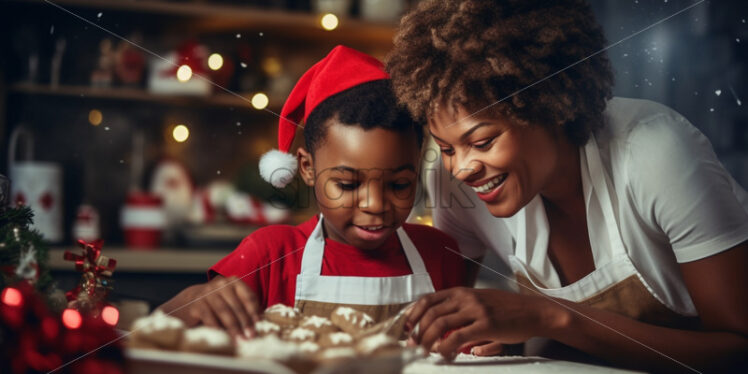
[263,304,301,327]
[300,315,339,335]
[318,332,354,348]
[330,307,374,334]
[315,347,357,364]
[284,327,317,343]
[236,334,301,361]
[180,326,235,356]
[130,309,185,350]
[298,341,320,354]
[355,332,399,356]
[253,320,282,337]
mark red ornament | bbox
[39,191,54,210]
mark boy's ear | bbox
[296,147,315,186]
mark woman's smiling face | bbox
[429,105,562,217]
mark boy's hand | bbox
[167,276,262,338]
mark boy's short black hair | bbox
[303,79,423,154]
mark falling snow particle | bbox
[97,12,102,18]
[238,131,242,135]
[104,126,110,131]
[259,32,264,36]
[737,38,741,43]
[715,90,722,96]
[236,121,241,127]
[240,62,247,68]
[694,91,699,96]
[709,108,714,112]
[119,160,124,164]
[236,33,241,38]
[623,53,628,57]
[50,25,55,34]
[671,77,676,81]
[217,170,222,175]
[743,19,746,23]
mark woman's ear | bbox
[297,147,315,186]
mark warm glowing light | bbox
[261,57,282,77]
[251,93,269,110]
[1,287,22,307]
[102,305,119,326]
[172,124,190,142]
[321,13,339,31]
[176,65,193,82]
[88,109,103,126]
[62,308,82,329]
[208,53,224,70]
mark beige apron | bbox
[294,216,436,324]
[509,135,698,329]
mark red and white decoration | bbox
[120,192,166,249]
[72,204,101,243]
[150,159,194,226]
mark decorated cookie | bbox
[356,333,399,356]
[236,334,317,373]
[284,327,317,343]
[298,341,320,354]
[330,307,375,334]
[315,346,357,364]
[318,332,354,348]
[300,315,339,335]
[180,326,235,356]
[263,304,301,327]
[254,320,282,337]
[130,309,185,350]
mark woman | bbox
[386,0,748,372]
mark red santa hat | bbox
[259,45,390,188]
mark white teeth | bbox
[360,225,383,231]
[471,175,506,194]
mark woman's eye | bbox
[473,137,496,150]
[391,181,412,190]
[337,182,359,191]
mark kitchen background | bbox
[1,0,746,322]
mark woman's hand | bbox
[406,287,568,360]
[159,276,262,338]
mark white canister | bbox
[8,127,64,243]
[360,0,405,23]
[313,0,353,15]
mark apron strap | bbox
[584,135,628,258]
[299,215,326,275]
[396,227,428,274]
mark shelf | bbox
[12,0,397,49]
[49,247,230,273]
[8,82,283,110]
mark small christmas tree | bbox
[0,174,53,294]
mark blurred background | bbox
[0,0,746,315]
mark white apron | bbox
[294,216,436,323]
[508,135,697,328]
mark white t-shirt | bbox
[424,97,748,315]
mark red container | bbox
[120,193,166,250]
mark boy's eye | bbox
[337,182,359,191]
[439,147,455,156]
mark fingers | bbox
[437,322,489,361]
[206,291,243,338]
[470,341,503,356]
[414,298,459,342]
[406,289,454,332]
[219,287,252,338]
[419,312,474,354]
[233,280,262,324]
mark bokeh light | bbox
[172,124,190,142]
[176,65,193,82]
[251,93,269,110]
[88,109,103,126]
[321,13,339,31]
[208,53,224,71]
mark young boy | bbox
[159,46,467,338]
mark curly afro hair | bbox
[386,0,614,146]
[304,79,423,154]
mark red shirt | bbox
[209,215,466,309]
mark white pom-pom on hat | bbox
[259,149,298,188]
